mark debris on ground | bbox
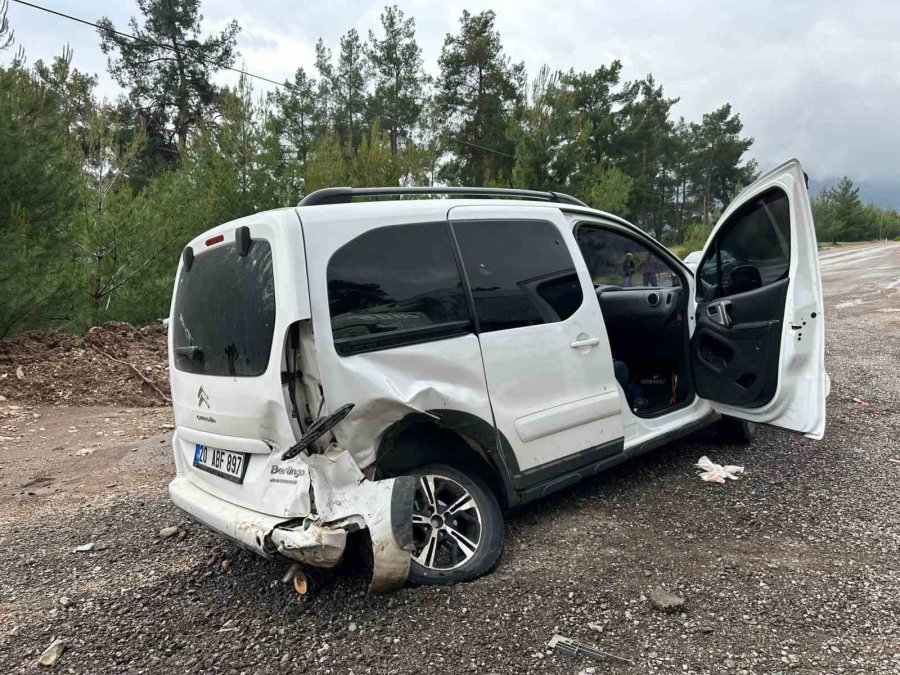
[71,542,104,553]
[37,638,66,667]
[852,396,870,407]
[158,526,180,539]
[75,448,94,457]
[548,634,635,666]
[695,455,745,483]
[0,321,169,407]
[649,587,685,613]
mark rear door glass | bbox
[173,240,276,376]
[451,220,583,333]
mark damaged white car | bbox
[167,158,827,591]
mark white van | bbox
[167,159,826,592]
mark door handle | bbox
[570,336,600,349]
[706,300,733,328]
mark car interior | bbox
[575,224,693,417]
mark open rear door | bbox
[691,159,826,439]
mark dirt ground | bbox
[1,243,898,674]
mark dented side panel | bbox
[299,204,498,469]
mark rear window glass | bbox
[327,222,470,355]
[173,240,276,376]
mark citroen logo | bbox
[197,386,210,408]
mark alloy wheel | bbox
[411,474,483,570]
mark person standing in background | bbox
[641,254,659,287]
[622,252,636,287]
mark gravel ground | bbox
[1,243,898,674]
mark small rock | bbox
[59,596,73,608]
[37,639,66,667]
[75,448,94,457]
[15,366,24,380]
[649,587,685,613]
[348,622,357,632]
[72,542,96,553]
[159,526,179,539]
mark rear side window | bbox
[698,188,791,298]
[327,222,471,355]
[173,240,276,377]
[452,220,583,333]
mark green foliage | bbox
[0,59,80,336]
[436,10,524,185]
[97,0,239,156]
[367,6,427,155]
[316,29,370,151]
[2,1,886,336]
[681,222,714,253]
[812,177,899,243]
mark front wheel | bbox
[717,416,758,444]
[405,464,504,586]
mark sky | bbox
[5,0,900,207]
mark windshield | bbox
[172,239,276,377]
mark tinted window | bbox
[173,240,276,377]
[698,188,790,298]
[327,222,470,354]
[452,220,583,333]
[576,228,681,288]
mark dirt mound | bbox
[0,322,170,407]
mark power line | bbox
[11,0,515,160]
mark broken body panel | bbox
[168,209,414,592]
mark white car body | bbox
[167,159,826,591]
[683,250,703,271]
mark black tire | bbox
[717,416,758,444]
[405,463,504,586]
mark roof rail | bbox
[298,186,588,208]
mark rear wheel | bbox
[405,463,504,586]
[717,416,758,444]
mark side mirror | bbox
[729,265,762,294]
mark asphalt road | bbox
[1,242,898,674]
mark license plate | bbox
[193,444,249,484]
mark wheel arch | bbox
[374,410,519,511]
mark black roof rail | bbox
[298,186,588,208]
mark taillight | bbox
[205,234,225,246]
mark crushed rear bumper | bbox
[169,448,415,593]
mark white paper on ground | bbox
[695,455,745,484]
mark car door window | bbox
[698,188,790,298]
[452,220,583,333]
[327,222,471,355]
[575,228,680,289]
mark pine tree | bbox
[827,177,866,241]
[367,5,427,155]
[272,68,322,167]
[97,0,239,158]
[436,10,524,185]
[315,29,370,151]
